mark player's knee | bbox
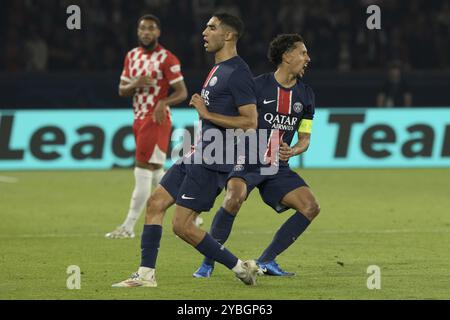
[223,190,245,214]
[172,218,185,238]
[303,200,320,220]
[183,223,198,241]
[146,193,166,217]
[172,225,183,238]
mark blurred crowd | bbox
[1,0,449,73]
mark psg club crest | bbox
[293,102,303,113]
[209,76,218,87]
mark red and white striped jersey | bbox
[120,44,184,121]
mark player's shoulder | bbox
[253,73,274,93]
[125,47,142,59]
[235,56,252,70]
[296,79,316,108]
[296,79,315,95]
[153,45,180,66]
[224,56,252,75]
[253,73,273,84]
[157,44,178,59]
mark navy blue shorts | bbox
[160,160,228,213]
[228,165,308,213]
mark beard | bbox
[139,39,157,51]
[206,40,224,54]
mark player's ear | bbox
[224,30,235,42]
[282,51,292,65]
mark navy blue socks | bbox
[258,211,311,262]
[203,207,236,266]
[195,232,238,269]
[140,224,162,268]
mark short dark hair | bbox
[268,34,304,66]
[213,13,245,40]
[137,14,161,29]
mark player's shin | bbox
[258,211,311,262]
[203,207,236,266]
[123,167,153,231]
[195,233,239,270]
[139,224,162,278]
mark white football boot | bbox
[112,272,157,288]
[105,226,135,239]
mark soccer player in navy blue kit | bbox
[194,34,321,278]
[112,13,260,287]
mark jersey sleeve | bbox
[120,53,131,83]
[228,69,257,107]
[303,85,315,120]
[253,75,266,112]
[162,53,184,85]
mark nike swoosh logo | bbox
[263,99,276,104]
[181,194,196,200]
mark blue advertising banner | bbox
[0,109,199,170]
[0,108,449,170]
[304,109,450,168]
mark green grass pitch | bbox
[1,168,449,299]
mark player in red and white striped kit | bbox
[106,14,188,239]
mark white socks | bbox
[138,266,155,280]
[152,168,165,187]
[232,259,245,274]
[122,167,153,232]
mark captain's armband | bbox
[298,119,313,134]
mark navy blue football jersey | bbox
[194,56,257,172]
[254,72,315,166]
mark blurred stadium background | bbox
[1,0,450,108]
[1,0,449,300]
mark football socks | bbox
[258,211,311,262]
[123,167,153,231]
[195,233,238,270]
[203,207,236,266]
[140,224,162,268]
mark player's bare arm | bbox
[279,132,311,161]
[153,80,188,124]
[118,77,154,97]
[189,93,257,130]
